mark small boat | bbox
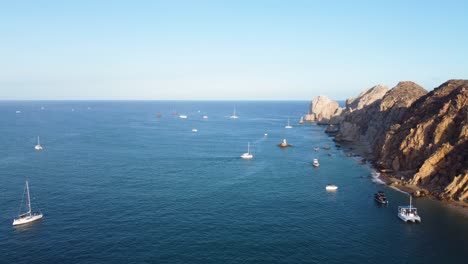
[192,128,198,132]
[13,181,43,226]
[230,106,238,119]
[299,116,304,124]
[285,118,292,129]
[203,115,208,119]
[179,115,188,119]
[398,195,421,223]
[35,136,43,151]
[241,142,253,159]
[264,133,268,136]
[374,191,389,204]
[326,184,338,191]
[312,158,320,167]
[323,146,331,150]
[16,110,21,114]
[314,147,319,151]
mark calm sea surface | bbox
[0,101,467,264]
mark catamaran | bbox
[35,136,43,150]
[230,107,238,119]
[241,142,253,159]
[398,195,421,223]
[285,118,292,128]
[13,181,43,226]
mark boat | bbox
[16,110,21,114]
[230,107,238,119]
[35,136,43,151]
[241,142,253,159]
[326,184,338,191]
[323,146,331,150]
[278,139,292,148]
[285,118,292,129]
[192,128,198,132]
[299,116,304,124]
[179,115,188,119]
[312,158,320,167]
[203,115,208,119]
[13,181,43,226]
[398,195,421,223]
[314,147,319,151]
[374,191,389,204]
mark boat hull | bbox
[241,153,253,159]
[13,213,43,226]
[398,213,421,223]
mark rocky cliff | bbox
[319,80,467,203]
[377,80,468,202]
[307,96,340,124]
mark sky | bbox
[0,0,467,100]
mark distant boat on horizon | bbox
[230,106,238,119]
[179,115,188,119]
[13,180,43,226]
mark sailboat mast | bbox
[26,181,32,215]
[248,142,250,154]
[409,195,412,210]
[37,136,40,145]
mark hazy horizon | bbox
[1,1,467,100]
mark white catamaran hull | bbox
[13,213,43,226]
[398,213,421,223]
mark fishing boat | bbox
[230,107,238,119]
[312,158,320,167]
[326,184,338,191]
[285,118,292,129]
[241,142,253,159]
[299,116,304,124]
[35,136,43,151]
[398,195,421,223]
[13,181,43,226]
[374,191,389,204]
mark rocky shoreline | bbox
[307,79,468,211]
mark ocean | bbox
[1,101,467,264]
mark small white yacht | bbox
[179,115,188,119]
[326,184,338,191]
[230,107,238,119]
[35,136,43,151]
[398,195,421,223]
[312,158,320,167]
[241,142,253,159]
[203,115,208,119]
[285,118,292,129]
[13,181,43,226]
[192,128,198,133]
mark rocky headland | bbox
[309,80,468,205]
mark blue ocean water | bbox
[0,101,467,264]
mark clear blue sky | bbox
[1,0,467,100]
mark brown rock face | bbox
[335,82,426,145]
[377,80,468,202]
[308,96,340,124]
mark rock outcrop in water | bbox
[316,80,468,203]
[307,96,340,124]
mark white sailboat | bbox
[13,181,43,226]
[285,118,292,128]
[241,142,253,159]
[230,106,238,119]
[35,136,43,150]
[299,116,304,124]
[398,195,421,223]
